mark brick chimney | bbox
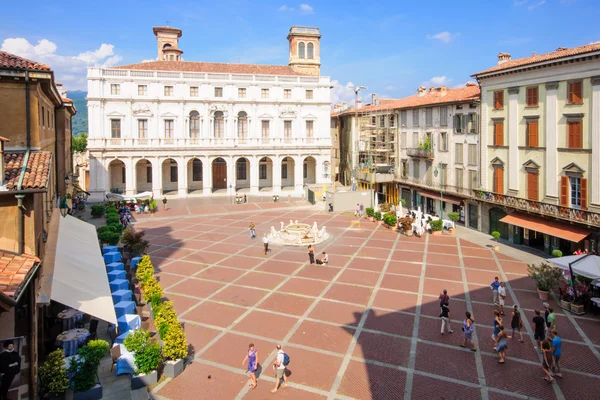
[356,99,362,109]
[417,86,427,97]
[437,86,447,96]
[497,52,511,65]
[0,136,9,186]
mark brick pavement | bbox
[136,208,600,400]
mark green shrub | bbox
[136,256,155,283]
[97,226,109,236]
[154,301,177,334]
[134,342,162,375]
[491,231,501,240]
[163,324,189,361]
[90,205,104,217]
[141,276,163,303]
[149,199,157,211]
[447,212,460,223]
[39,349,69,398]
[551,249,563,257]
[383,213,397,227]
[374,211,382,220]
[400,199,406,207]
[100,231,121,246]
[107,223,123,234]
[106,215,120,225]
[69,340,109,393]
[430,220,443,232]
[124,330,151,354]
[366,207,374,217]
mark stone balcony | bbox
[406,147,434,159]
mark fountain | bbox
[268,221,330,246]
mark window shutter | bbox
[527,172,538,201]
[574,81,582,103]
[560,176,569,206]
[575,122,582,148]
[568,122,574,148]
[528,121,538,147]
[495,122,504,146]
[498,168,504,193]
[581,178,588,210]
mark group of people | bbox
[307,244,328,265]
[242,343,290,393]
[354,203,365,217]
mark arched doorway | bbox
[281,157,295,190]
[135,159,153,193]
[489,207,508,239]
[303,156,316,184]
[162,158,178,194]
[187,158,203,194]
[212,157,227,190]
[235,158,250,190]
[258,157,273,191]
[108,159,126,194]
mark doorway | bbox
[489,207,508,239]
[212,158,227,189]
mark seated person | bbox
[316,251,329,265]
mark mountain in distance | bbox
[68,90,88,135]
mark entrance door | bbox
[212,158,227,189]
[489,208,508,239]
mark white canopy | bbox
[547,254,600,280]
[105,191,153,203]
[38,212,117,324]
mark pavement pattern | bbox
[133,207,600,400]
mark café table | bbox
[57,308,84,331]
[102,245,119,255]
[112,289,133,304]
[114,330,133,345]
[114,300,136,318]
[442,219,455,230]
[106,262,125,273]
[108,270,126,282]
[103,252,122,264]
[130,257,142,270]
[113,344,136,376]
[56,328,89,357]
[110,279,129,292]
[117,314,141,334]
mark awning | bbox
[37,209,117,324]
[499,212,591,243]
[548,254,600,280]
[73,184,90,196]
[418,190,464,205]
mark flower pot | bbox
[404,230,413,237]
[431,230,441,236]
[560,300,571,310]
[163,359,185,378]
[537,289,550,301]
[73,384,103,400]
[131,370,158,390]
[570,303,585,315]
[449,228,456,235]
[368,217,374,222]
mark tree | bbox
[72,133,88,153]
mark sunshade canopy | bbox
[547,254,600,280]
[499,212,591,243]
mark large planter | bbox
[570,303,585,315]
[449,228,456,235]
[368,217,375,222]
[131,370,158,390]
[431,230,442,236]
[537,289,550,301]
[72,384,103,400]
[560,299,572,310]
[163,359,185,378]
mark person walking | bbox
[492,310,502,343]
[162,196,168,211]
[439,289,449,309]
[541,340,555,383]
[355,203,360,217]
[244,194,247,203]
[242,343,259,389]
[359,203,365,216]
[494,325,508,364]
[249,222,256,239]
[460,311,477,351]
[262,234,269,255]
[271,344,288,393]
[440,302,453,335]
[551,330,563,378]
[543,303,551,336]
[308,245,315,264]
[547,307,556,337]
[0,341,21,400]
[490,276,501,305]
[532,309,546,350]
[508,305,524,342]
[498,282,507,315]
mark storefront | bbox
[416,189,466,220]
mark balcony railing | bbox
[406,148,434,159]
[473,190,600,227]
[88,137,332,150]
[395,176,473,197]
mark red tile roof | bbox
[473,42,600,76]
[114,60,306,76]
[0,51,51,71]
[4,151,52,191]
[0,252,40,298]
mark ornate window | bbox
[189,111,200,138]
[214,111,224,138]
[307,42,314,59]
[298,42,306,59]
[237,111,248,138]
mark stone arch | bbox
[187,157,203,193]
[107,159,126,194]
[135,158,153,193]
[161,158,179,194]
[258,157,274,191]
[281,156,295,189]
[303,156,317,184]
[235,157,250,189]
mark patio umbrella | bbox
[547,254,600,284]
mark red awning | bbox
[418,190,464,205]
[499,212,591,243]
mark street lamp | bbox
[353,85,367,191]
[59,196,69,218]
[433,162,444,219]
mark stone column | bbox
[591,77,600,206]
[508,86,520,194]
[125,158,136,195]
[203,157,212,195]
[545,81,559,202]
[177,156,188,197]
[152,157,162,198]
[272,156,282,193]
[250,156,260,194]
[294,156,304,192]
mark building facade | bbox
[472,44,600,254]
[87,26,332,201]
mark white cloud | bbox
[514,0,528,6]
[300,4,314,14]
[528,0,546,10]
[423,76,452,87]
[452,81,477,89]
[331,80,360,107]
[279,5,295,11]
[279,3,314,14]
[426,31,457,44]
[141,58,157,63]
[1,37,122,91]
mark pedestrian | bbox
[242,343,258,389]
[355,203,360,217]
[271,344,288,393]
[532,309,546,350]
[439,289,449,309]
[547,307,556,337]
[461,311,477,351]
[308,245,315,264]
[249,222,256,239]
[551,330,563,378]
[490,276,501,305]
[244,194,247,203]
[508,305,524,342]
[262,234,269,255]
[360,203,365,216]
[498,282,507,315]
[162,196,168,211]
[316,251,328,265]
[440,302,453,335]
[0,341,20,400]
[492,310,502,343]
[494,325,508,364]
[541,340,555,383]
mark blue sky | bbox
[1,0,598,104]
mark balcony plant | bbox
[68,340,110,400]
[90,205,104,219]
[430,220,443,235]
[491,231,501,252]
[527,262,562,301]
[39,349,70,399]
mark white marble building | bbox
[86,26,331,201]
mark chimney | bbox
[437,86,447,96]
[556,47,567,52]
[417,86,427,97]
[371,93,377,106]
[55,82,68,99]
[497,52,511,65]
[0,137,9,186]
[356,99,362,109]
[465,82,477,87]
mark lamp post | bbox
[434,162,444,220]
[353,85,367,191]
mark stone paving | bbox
[133,207,600,400]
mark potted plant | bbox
[149,198,158,213]
[551,249,563,258]
[447,212,460,234]
[90,205,104,219]
[121,228,150,257]
[398,216,413,236]
[430,220,443,235]
[570,280,590,314]
[491,231,501,251]
[365,207,375,221]
[125,330,162,389]
[374,212,382,223]
[39,349,70,399]
[527,262,563,301]
[68,340,110,400]
[559,282,573,309]
[382,213,397,230]
[162,323,188,378]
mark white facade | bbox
[86,68,331,201]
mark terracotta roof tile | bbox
[0,252,39,298]
[0,51,51,71]
[114,60,306,76]
[3,151,52,191]
[473,43,600,76]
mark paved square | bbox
[134,206,600,399]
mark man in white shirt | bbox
[262,234,269,255]
[316,252,329,265]
[498,282,507,316]
[271,344,287,393]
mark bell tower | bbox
[287,26,321,76]
[153,26,183,61]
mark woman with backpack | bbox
[242,343,258,389]
[508,305,524,342]
[460,311,477,351]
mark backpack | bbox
[283,353,290,366]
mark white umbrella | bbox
[547,254,600,280]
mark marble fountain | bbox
[268,220,330,246]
